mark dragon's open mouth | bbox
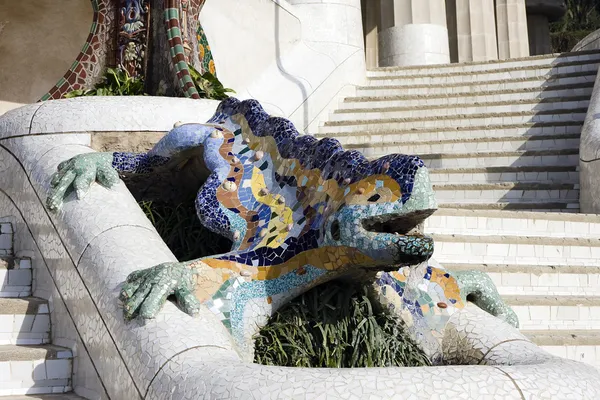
[360,209,437,269]
[361,209,436,237]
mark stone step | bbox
[0,394,85,400]
[522,330,600,368]
[431,233,600,267]
[0,345,72,396]
[355,71,597,97]
[319,109,588,134]
[366,50,600,77]
[443,263,600,297]
[1,258,32,298]
[364,62,600,87]
[340,83,594,110]
[432,182,579,204]
[0,298,50,346]
[350,134,581,158]
[426,209,600,240]
[329,98,590,123]
[428,166,578,184]
[438,201,580,213]
[504,296,600,331]
[418,148,579,169]
[315,122,583,145]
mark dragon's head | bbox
[321,153,437,269]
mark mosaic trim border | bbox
[187,0,216,76]
[116,0,151,78]
[165,0,200,99]
[40,0,117,101]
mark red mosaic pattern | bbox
[40,0,210,101]
[40,0,117,101]
[166,0,200,98]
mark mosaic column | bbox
[41,0,118,100]
[454,0,498,62]
[378,0,450,67]
[495,0,530,59]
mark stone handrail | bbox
[577,29,600,213]
[1,97,598,399]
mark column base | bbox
[378,24,451,67]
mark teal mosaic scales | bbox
[47,98,516,359]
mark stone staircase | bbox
[317,49,600,368]
[0,223,79,398]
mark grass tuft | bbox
[254,281,431,368]
[138,200,231,261]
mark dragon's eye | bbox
[367,194,381,202]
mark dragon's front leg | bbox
[46,123,222,210]
[454,270,519,328]
[118,261,203,319]
[47,153,119,210]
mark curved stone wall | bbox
[578,30,600,213]
[202,0,367,133]
[1,97,599,398]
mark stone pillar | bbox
[378,0,450,67]
[496,0,530,59]
[455,0,498,62]
[527,14,552,55]
[446,0,459,63]
[364,0,381,69]
[525,0,567,55]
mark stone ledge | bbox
[0,298,48,315]
[368,49,600,72]
[432,207,600,222]
[438,202,579,211]
[335,96,591,114]
[367,57,600,80]
[504,295,600,306]
[324,108,589,127]
[346,81,594,102]
[432,233,600,247]
[524,330,600,346]
[0,345,71,362]
[443,262,600,274]
[360,70,596,90]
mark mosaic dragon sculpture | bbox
[46,98,517,362]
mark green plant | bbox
[188,64,235,100]
[138,200,231,261]
[65,68,145,98]
[254,281,431,368]
[548,0,600,52]
[551,29,595,52]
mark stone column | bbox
[525,1,567,56]
[527,14,552,55]
[496,0,530,59]
[364,0,381,69]
[378,0,450,67]
[455,0,498,62]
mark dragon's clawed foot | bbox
[47,153,119,211]
[119,262,201,320]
